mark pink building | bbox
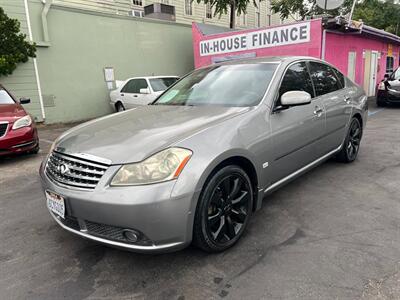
[192,18,400,97]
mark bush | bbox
[0,7,36,76]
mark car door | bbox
[308,62,352,154]
[268,61,326,184]
[132,79,154,105]
[119,79,137,109]
[120,78,153,109]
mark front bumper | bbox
[39,161,196,253]
[377,89,400,103]
[0,125,38,156]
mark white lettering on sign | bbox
[199,22,311,57]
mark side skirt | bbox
[263,145,342,197]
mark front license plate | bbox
[46,190,65,219]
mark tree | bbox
[271,0,400,36]
[352,0,400,36]
[270,0,354,21]
[195,0,260,29]
[0,7,36,76]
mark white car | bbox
[110,76,179,112]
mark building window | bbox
[185,0,193,15]
[255,0,260,27]
[161,0,169,3]
[206,3,212,19]
[236,13,246,26]
[386,56,394,74]
[131,9,144,17]
[132,0,142,6]
[266,1,272,26]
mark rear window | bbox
[149,77,179,92]
[0,89,15,104]
[308,62,342,96]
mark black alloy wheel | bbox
[193,165,253,252]
[336,117,362,163]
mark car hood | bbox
[56,105,249,164]
[0,104,27,122]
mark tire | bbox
[27,144,39,155]
[115,102,125,112]
[376,99,386,107]
[336,117,362,163]
[193,165,253,252]
[31,145,40,154]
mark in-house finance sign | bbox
[199,22,311,57]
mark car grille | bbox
[45,151,109,189]
[0,122,8,138]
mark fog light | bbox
[122,229,139,242]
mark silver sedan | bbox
[40,56,368,253]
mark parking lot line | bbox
[368,108,385,116]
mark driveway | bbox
[1,103,399,300]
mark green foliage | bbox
[195,0,260,28]
[271,0,400,36]
[270,0,354,21]
[353,0,400,36]
[0,7,36,76]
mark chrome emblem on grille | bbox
[57,164,70,175]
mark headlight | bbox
[111,147,192,186]
[378,82,386,91]
[12,115,32,130]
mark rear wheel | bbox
[193,165,253,252]
[115,102,125,112]
[336,117,362,163]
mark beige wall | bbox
[54,0,286,29]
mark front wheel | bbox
[115,102,125,112]
[193,165,253,252]
[336,117,362,163]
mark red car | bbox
[0,84,39,156]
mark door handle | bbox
[313,106,324,117]
[120,93,124,97]
[133,95,138,97]
[344,96,351,104]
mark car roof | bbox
[125,75,179,81]
[206,56,323,67]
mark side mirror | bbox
[140,88,150,94]
[19,97,31,104]
[280,91,311,107]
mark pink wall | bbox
[325,32,400,86]
[193,19,323,68]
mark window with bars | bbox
[185,0,193,15]
[132,0,143,6]
[206,3,212,19]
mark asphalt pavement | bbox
[1,101,399,300]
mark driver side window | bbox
[278,62,314,106]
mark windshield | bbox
[0,89,15,104]
[153,63,278,107]
[149,77,179,92]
